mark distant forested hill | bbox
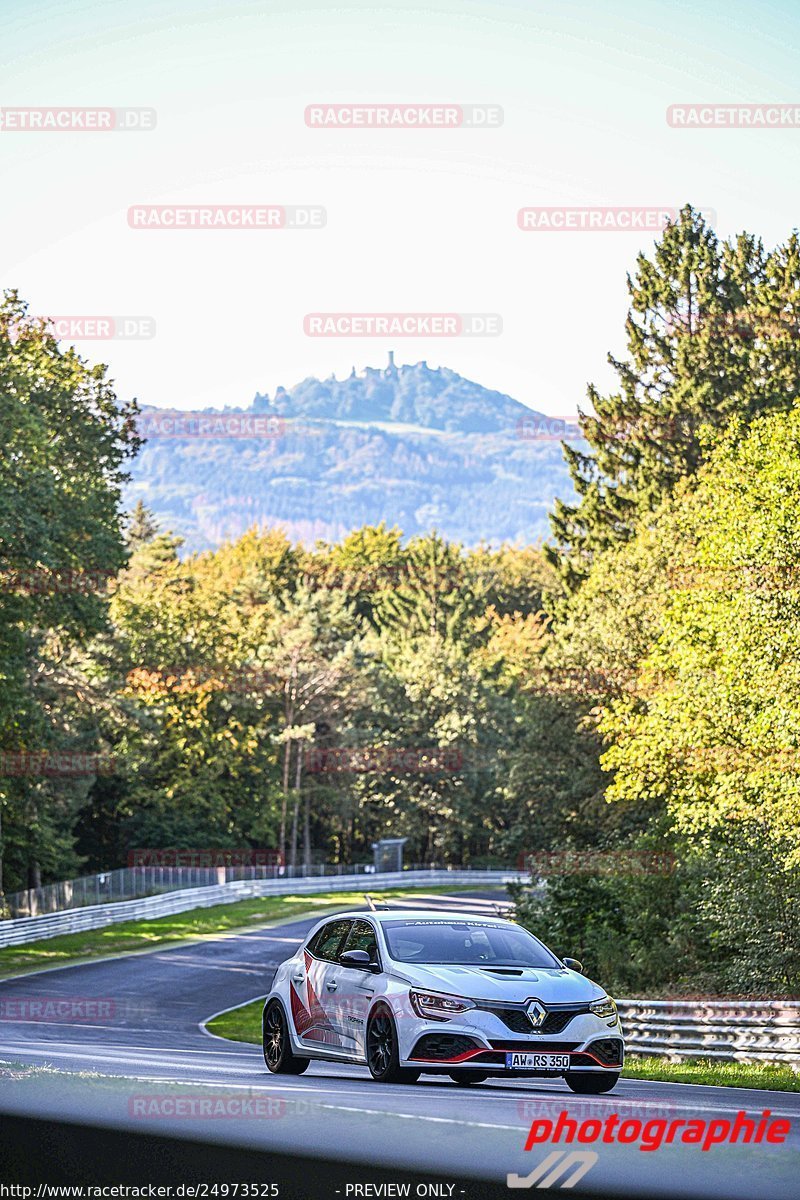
[126,357,582,552]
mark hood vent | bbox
[480,967,525,976]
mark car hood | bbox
[388,963,606,1004]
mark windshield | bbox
[381,919,561,967]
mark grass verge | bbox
[0,886,475,981]
[623,1055,799,1091]
[207,1006,800,1092]
[206,997,264,1043]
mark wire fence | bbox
[0,869,525,948]
[2,861,509,919]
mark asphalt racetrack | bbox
[0,892,797,1198]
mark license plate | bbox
[505,1052,569,1071]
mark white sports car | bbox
[262,909,624,1091]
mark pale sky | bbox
[1,0,799,416]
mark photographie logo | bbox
[0,567,115,595]
[304,313,502,337]
[305,103,503,129]
[0,997,116,1022]
[128,848,282,868]
[136,411,285,439]
[0,751,117,778]
[516,416,582,441]
[306,746,464,775]
[0,107,156,131]
[668,104,800,129]
[128,205,325,230]
[520,1108,790,1155]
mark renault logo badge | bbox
[526,999,547,1028]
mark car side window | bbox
[308,919,352,963]
[343,919,379,963]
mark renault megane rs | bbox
[262,910,623,1091]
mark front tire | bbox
[565,1071,620,1094]
[449,1071,488,1085]
[263,1001,310,1074]
[366,1005,420,1084]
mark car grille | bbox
[489,1040,580,1052]
[480,1004,590,1035]
[580,1038,623,1067]
[411,1033,480,1061]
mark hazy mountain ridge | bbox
[129,358,581,553]
[252,355,537,433]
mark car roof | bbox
[321,908,512,925]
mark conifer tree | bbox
[548,206,800,590]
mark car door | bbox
[291,918,352,1051]
[333,918,381,1057]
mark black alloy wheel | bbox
[366,1006,420,1084]
[263,1001,310,1074]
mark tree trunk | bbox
[289,796,299,871]
[289,741,303,871]
[279,737,291,863]
[303,788,311,872]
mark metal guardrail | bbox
[0,868,524,948]
[4,861,424,918]
[618,998,800,1065]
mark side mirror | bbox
[563,957,583,974]
[340,949,380,972]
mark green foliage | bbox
[509,841,695,995]
[599,408,800,853]
[549,206,800,590]
[0,291,139,894]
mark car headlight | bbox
[409,991,476,1021]
[589,995,618,1020]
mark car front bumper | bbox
[397,1007,624,1074]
